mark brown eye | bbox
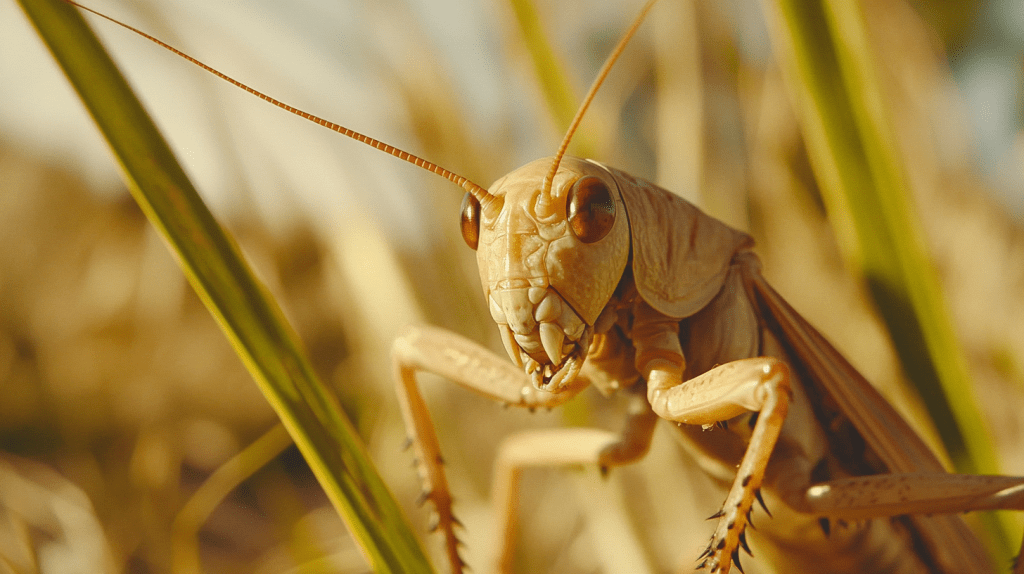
[460,192,481,250]
[567,176,615,243]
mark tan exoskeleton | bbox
[64,0,1024,572]
[389,4,1024,573]
[394,157,1024,573]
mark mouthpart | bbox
[489,286,592,392]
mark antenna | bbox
[63,0,499,212]
[539,0,659,206]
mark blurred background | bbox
[1,0,1023,572]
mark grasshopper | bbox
[56,0,1024,572]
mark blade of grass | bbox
[505,0,597,159]
[761,0,1012,558]
[16,1,433,572]
[505,0,579,132]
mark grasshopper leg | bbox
[490,428,619,573]
[646,357,792,574]
[793,470,1024,573]
[491,378,659,572]
[392,324,590,574]
[798,472,1024,519]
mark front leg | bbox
[631,300,792,573]
[647,358,791,574]
[392,324,590,574]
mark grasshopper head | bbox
[460,157,630,392]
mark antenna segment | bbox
[63,0,497,210]
[540,0,659,203]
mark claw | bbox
[539,322,566,365]
[755,489,771,517]
[498,325,523,368]
[738,531,752,556]
[732,548,744,574]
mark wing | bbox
[739,257,992,572]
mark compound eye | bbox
[567,176,615,243]
[460,192,481,250]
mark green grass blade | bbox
[16,1,433,572]
[762,0,1011,558]
[505,0,597,158]
[505,0,579,130]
